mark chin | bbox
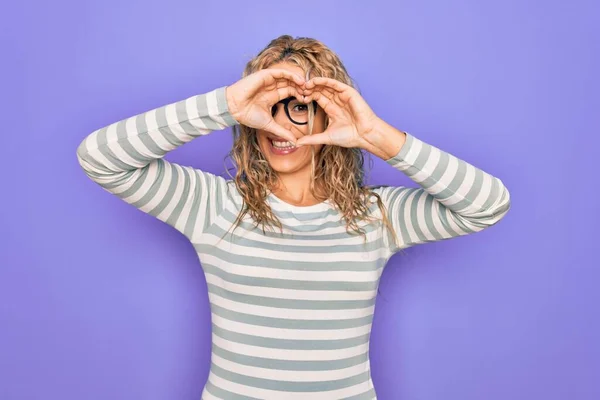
[268,159,309,174]
[264,150,313,175]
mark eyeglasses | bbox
[271,96,318,125]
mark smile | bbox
[269,138,299,155]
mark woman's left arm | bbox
[366,120,510,253]
[297,77,511,253]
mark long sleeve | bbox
[76,86,239,240]
[373,132,511,253]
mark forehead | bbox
[267,62,307,78]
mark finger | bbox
[304,77,348,92]
[305,86,358,115]
[245,69,305,100]
[306,83,353,102]
[274,79,304,91]
[278,83,306,100]
[263,119,297,145]
[261,78,302,96]
[263,68,306,87]
[303,85,336,97]
[306,84,358,114]
[303,91,343,118]
[268,80,306,103]
[296,132,332,147]
[305,87,347,109]
[262,85,303,106]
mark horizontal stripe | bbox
[207,372,375,399]
[210,362,371,392]
[210,303,374,330]
[208,292,375,320]
[203,263,379,292]
[212,342,370,371]
[207,283,376,310]
[214,207,379,237]
[212,323,370,350]
[214,205,373,236]
[205,273,377,301]
[197,243,387,271]
[211,314,373,341]
[208,217,386,251]
[211,353,371,382]
[204,380,259,400]
[212,335,370,361]
[201,254,382,282]
[198,237,384,263]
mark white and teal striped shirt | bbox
[76,86,510,399]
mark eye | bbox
[293,104,308,113]
[288,99,309,114]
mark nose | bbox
[272,104,298,138]
[272,104,284,123]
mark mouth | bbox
[267,136,299,156]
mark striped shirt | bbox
[76,86,510,399]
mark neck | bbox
[271,170,327,207]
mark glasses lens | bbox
[286,98,311,124]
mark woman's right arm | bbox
[76,86,239,239]
[77,69,305,239]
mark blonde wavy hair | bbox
[222,34,399,250]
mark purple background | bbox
[2,0,598,399]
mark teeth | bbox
[271,139,295,149]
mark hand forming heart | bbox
[294,77,382,149]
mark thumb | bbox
[296,133,330,146]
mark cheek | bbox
[313,114,327,133]
[256,132,269,147]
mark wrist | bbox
[225,85,241,122]
[363,118,407,160]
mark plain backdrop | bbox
[1,0,598,399]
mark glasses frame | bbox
[271,96,319,125]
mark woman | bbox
[77,35,510,399]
